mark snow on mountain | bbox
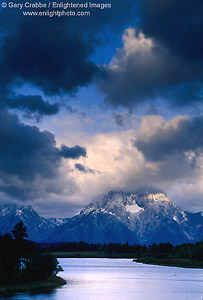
[125,203,143,214]
[47,217,70,227]
[0,204,55,242]
[1,191,202,245]
[45,191,203,245]
[79,191,187,232]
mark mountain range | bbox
[0,204,68,242]
[0,191,202,245]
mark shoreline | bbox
[136,257,203,269]
[53,251,135,258]
[53,252,203,269]
[1,256,202,297]
[0,276,66,297]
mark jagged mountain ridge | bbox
[0,191,202,245]
[45,191,203,245]
[0,204,66,242]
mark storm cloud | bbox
[67,120,203,213]
[99,0,202,108]
[75,163,94,174]
[0,18,97,95]
[0,0,202,215]
[0,110,86,199]
[0,1,123,205]
[60,145,87,159]
[2,94,59,117]
[138,0,202,62]
[99,28,201,107]
[134,116,203,163]
[0,0,136,96]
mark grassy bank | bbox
[136,257,203,269]
[0,276,66,297]
[53,251,203,268]
[52,251,135,258]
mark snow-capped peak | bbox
[81,191,172,217]
[125,203,143,214]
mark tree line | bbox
[46,240,203,261]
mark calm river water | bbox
[6,258,203,300]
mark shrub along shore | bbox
[0,276,66,296]
[0,221,66,297]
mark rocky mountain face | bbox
[47,217,70,227]
[0,204,56,242]
[0,191,202,245]
[45,191,203,245]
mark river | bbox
[6,258,203,300]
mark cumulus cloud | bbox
[60,145,87,159]
[3,112,199,216]
[99,28,201,107]
[0,110,86,200]
[61,114,203,213]
[134,115,203,162]
[75,163,95,174]
[98,0,202,108]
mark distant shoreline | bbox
[53,251,136,258]
[53,252,203,269]
[136,257,203,269]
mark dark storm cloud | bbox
[3,94,59,116]
[0,185,37,201]
[60,145,87,159]
[99,29,201,107]
[99,0,202,107]
[138,0,202,62]
[0,0,138,204]
[0,110,87,198]
[0,0,135,97]
[0,18,97,95]
[0,110,59,180]
[134,116,203,162]
[75,163,94,174]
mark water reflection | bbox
[5,258,203,300]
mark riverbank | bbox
[0,276,66,297]
[52,251,135,258]
[136,257,203,269]
[52,252,203,268]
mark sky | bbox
[0,0,202,217]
